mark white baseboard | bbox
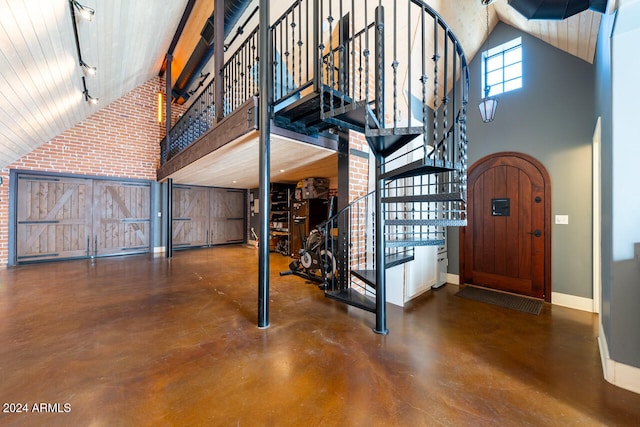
[551,292,594,312]
[599,322,640,394]
[446,273,460,285]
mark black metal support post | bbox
[337,129,350,288]
[166,178,173,258]
[258,0,271,329]
[373,4,387,334]
[374,155,388,335]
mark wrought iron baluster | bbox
[421,5,428,158]
[297,1,302,90]
[374,4,384,127]
[363,0,369,130]
[452,40,458,167]
[351,0,355,101]
[443,31,449,163]
[285,14,290,95]
[392,0,398,130]
[338,0,344,109]
[432,15,439,160]
[328,1,334,113]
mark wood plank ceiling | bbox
[0,0,604,186]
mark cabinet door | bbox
[210,188,245,244]
[93,180,151,256]
[16,175,93,262]
[172,185,209,248]
[405,246,438,301]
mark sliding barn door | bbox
[16,175,93,262]
[13,172,153,264]
[93,180,151,256]
[172,185,210,248]
[210,188,245,244]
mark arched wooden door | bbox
[461,152,551,301]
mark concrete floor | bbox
[0,245,639,426]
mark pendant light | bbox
[479,0,498,123]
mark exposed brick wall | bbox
[348,131,371,271]
[0,76,174,267]
[349,130,370,201]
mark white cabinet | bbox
[387,244,444,307]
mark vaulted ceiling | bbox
[0,0,604,175]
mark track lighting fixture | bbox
[82,76,98,105]
[84,90,99,105]
[70,0,95,21]
[80,60,96,76]
[70,1,99,103]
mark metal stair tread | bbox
[382,192,465,203]
[366,128,424,158]
[351,269,377,288]
[325,288,376,313]
[324,100,381,133]
[386,219,466,226]
[381,158,460,181]
[385,252,415,268]
[386,238,446,247]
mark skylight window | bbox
[481,37,522,97]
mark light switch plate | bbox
[555,215,569,225]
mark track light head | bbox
[71,0,95,21]
[80,60,96,76]
[83,89,98,105]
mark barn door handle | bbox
[528,229,542,237]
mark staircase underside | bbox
[274,87,428,158]
[273,86,351,136]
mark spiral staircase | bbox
[270,0,469,334]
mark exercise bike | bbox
[281,221,336,284]
[280,197,337,284]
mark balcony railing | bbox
[160,81,215,164]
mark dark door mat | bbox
[456,285,543,315]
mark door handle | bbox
[527,229,542,237]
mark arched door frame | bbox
[460,151,552,302]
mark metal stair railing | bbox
[316,0,469,161]
[318,191,375,299]
[317,170,466,311]
[271,0,317,109]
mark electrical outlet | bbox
[555,215,569,225]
